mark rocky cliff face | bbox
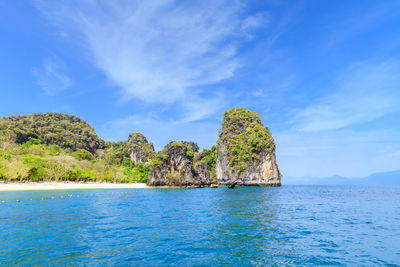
[147,141,210,187]
[127,133,155,163]
[216,108,281,186]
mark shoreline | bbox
[0,182,286,191]
[0,182,147,191]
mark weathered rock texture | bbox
[147,141,210,187]
[127,133,155,163]
[216,108,281,186]
[194,145,218,184]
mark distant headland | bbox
[0,108,281,187]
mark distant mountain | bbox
[284,170,400,185]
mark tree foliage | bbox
[218,108,276,174]
[195,145,217,183]
[0,112,103,153]
[0,113,152,183]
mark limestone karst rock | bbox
[147,141,210,187]
[127,133,155,163]
[215,108,281,186]
[0,109,281,185]
[0,112,102,153]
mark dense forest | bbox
[0,112,216,183]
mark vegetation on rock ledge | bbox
[218,108,275,174]
[0,109,279,184]
[127,133,156,163]
[195,145,217,183]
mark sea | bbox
[0,186,399,266]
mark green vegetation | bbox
[127,133,156,162]
[0,113,153,183]
[170,141,184,147]
[195,145,217,183]
[156,141,197,163]
[0,109,275,183]
[167,172,181,183]
[218,108,275,174]
[122,157,151,183]
[73,149,94,161]
[186,145,194,161]
[0,133,151,182]
[0,112,103,153]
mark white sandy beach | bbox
[0,182,147,191]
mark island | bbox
[0,108,281,187]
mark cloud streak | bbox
[32,59,71,96]
[292,60,400,132]
[34,0,260,105]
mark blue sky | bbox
[1,0,400,178]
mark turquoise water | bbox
[0,186,399,266]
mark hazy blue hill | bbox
[284,170,400,185]
[361,170,400,185]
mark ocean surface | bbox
[1,186,399,266]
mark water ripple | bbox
[0,186,399,265]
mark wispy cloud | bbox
[278,59,400,177]
[179,93,227,123]
[32,59,71,96]
[34,0,260,106]
[292,60,400,132]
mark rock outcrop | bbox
[194,145,218,184]
[0,112,102,153]
[127,133,155,163]
[216,108,281,186]
[147,141,210,187]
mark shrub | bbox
[73,149,94,161]
[123,159,151,183]
[196,145,217,182]
[23,154,47,181]
[0,113,156,183]
[186,145,194,160]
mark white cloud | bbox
[292,60,400,132]
[241,13,267,30]
[278,59,400,178]
[179,93,227,123]
[34,0,258,104]
[32,59,71,96]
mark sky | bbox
[0,0,400,178]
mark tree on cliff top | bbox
[0,112,103,153]
[218,108,276,174]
